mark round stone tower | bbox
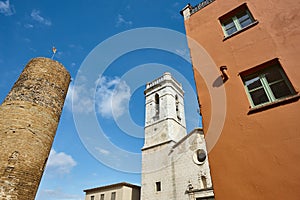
[0,58,71,199]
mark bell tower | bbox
[142,72,214,200]
[143,72,186,149]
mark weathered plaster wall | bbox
[0,58,70,199]
[141,142,175,200]
[171,129,214,200]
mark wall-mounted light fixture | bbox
[220,66,229,81]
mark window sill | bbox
[248,93,300,114]
[223,20,259,41]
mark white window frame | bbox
[221,7,255,37]
[242,63,295,108]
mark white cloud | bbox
[66,75,131,119]
[24,23,34,28]
[0,0,15,16]
[115,14,132,27]
[24,38,31,43]
[31,9,52,26]
[45,149,77,174]
[68,44,76,48]
[70,62,76,68]
[37,189,83,200]
[55,51,63,59]
[95,147,110,155]
[65,82,94,114]
[172,2,180,7]
[29,47,37,52]
[68,44,84,51]
[95,76,131,119]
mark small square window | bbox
[219,4,256,37]
[155,181,161,192]
[241,59,296,107]
[91,196,94,200]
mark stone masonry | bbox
[0,58,70,199]
[142,73,214,200]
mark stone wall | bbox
[171,129,214,199]
[141,129,214,200]
[0,58,70,199]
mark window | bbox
[175,95,181,120]
[100,194,105,200]
[111,192,116,200]
[154,93,160,119]
[193,149,207,165]
[241,59,296,108]
[220,4,256,37]
[201,175,208,189]
[90,196,94,200]
[196,149,207,163]
[155,181,161,192]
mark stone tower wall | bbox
[143,72,187,149]
[0,58,71,199]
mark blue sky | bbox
[0,0,203,199]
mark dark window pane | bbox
[226,26,238,35]
[237,11,253,28]
[237,11,249,22]
[111,192,116,200]
[270,81,293,99]
[245,77,262,90]
[197,149,206,162]
[265,68,283,83]
[100,194,105,200]
[250,88,269,105]
[223,19,235,29]
[223,19,237,35]
[156,182,161,191]
[240,18,253,28]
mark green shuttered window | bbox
[241,60,296,107]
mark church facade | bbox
[141,72,214,200]
[84,72,214,200]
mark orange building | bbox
[181,0,300,199]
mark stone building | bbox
[181,0,300,199]
[84,182,140,200]
[0,58,70,199]
[85,72,214,200]
[141,72,214,200]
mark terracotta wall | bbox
[184,0,300,199]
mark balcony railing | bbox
[190,0,215,15]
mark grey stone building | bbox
[85,72,214,200]
[141,72,214,200]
